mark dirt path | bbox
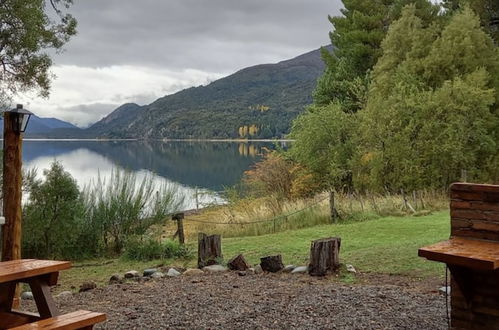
[24,272,447,329]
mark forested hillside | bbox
[44,47,329,139]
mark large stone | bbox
[183,268,204,276]
[202,265,228,273]
[124,270,140,279]
[143,268,158,277]
[254,265,263,274]
[21,292,33,300]
[167,268,181,277]
[109,273,123,284]
[151,272,165,279]
[79,281,97,292]
[260,255,284,273]
[227,254,250,271]
[346,264,357,273]
[440,286,451,295]
[291,266,308,274]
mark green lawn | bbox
[222,210,449,278]
[60,210,449,291]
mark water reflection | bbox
[20,140,283,210]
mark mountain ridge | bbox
[39,46,330,139]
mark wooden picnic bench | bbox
[0,259,106,329]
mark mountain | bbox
[47,46,330,139]
[0,115,78,136]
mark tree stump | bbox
[308,237,341,276]
[260,255,284,272]
[227,254,250,271]
[197,233,222,268]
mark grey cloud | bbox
[53,103,120,127]
[54,0,342,73]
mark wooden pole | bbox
[2,112,23,262]
[172,213,185,245]
[2,111,24,308]
[195,187,199,211]
[329,190,336,224]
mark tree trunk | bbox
[260,255,284,272]
[308,237,341,276]
[227,254,250,271]
[197,233,222,268]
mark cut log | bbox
[197,233,222,268]
[260,255,284,273]
[227,254,250,271]
[308,237,341,276]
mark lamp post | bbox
[2,104,32,262]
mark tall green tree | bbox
[314,0,438,112]
[357,6,499,191]
[442,0,499,43]
[289,103,357,191]
[0,0,76,101]
[23,161,85,259]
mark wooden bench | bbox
[8,310,106,330]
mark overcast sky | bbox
[20,0,342,127]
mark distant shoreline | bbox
[19,138,294,143]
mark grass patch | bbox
[58,210,449,291]
[221,210,449,278]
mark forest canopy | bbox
[288,0,499,194]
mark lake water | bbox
[20,140,285,210]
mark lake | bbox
[20,140,286,210]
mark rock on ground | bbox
[167,269,181,277]
[21,292,33,300]
[183,268,204,276]
[27,273,446,329]
[124,271,140,279]
[151,272,165,279]
[202,265,228,273]
[143,269,158,277]
[291,266,308,274]
[79,281,97,292]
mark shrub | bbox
[22,161,87,260]
[83,169,185,254]
[123,237,192,261]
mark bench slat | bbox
[9,310,106,330]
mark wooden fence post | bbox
[172,213,185,245]
[329,190,336,224]
[308,237,341,276]
[198,233,222,268]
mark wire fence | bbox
[183,196,329,226]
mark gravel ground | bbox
[24,272,447,329]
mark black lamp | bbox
[6,104,33,133]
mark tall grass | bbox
[83,169,185,254]
[168,190,449,240]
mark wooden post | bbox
[172,213,185,245]
[195,187,199,211]
[308,237,341,276]
[329,190,336,224]
[2,112,23,262]
[197,233,222,268]
[2,111,24,308]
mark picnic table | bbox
[0,259,105,329]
